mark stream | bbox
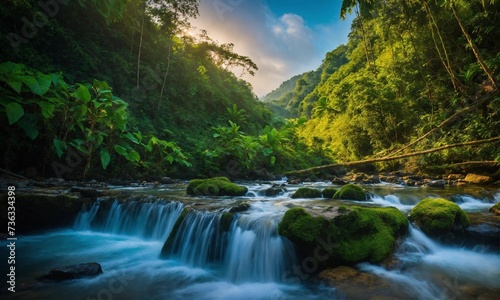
[2,182,499,299]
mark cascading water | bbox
[225,212,296,283]
[74,199,184,241]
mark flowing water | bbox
[1,182,499,299]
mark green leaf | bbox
[38,101,55,119]
[17,116,38,140]
[125,149,140,162]
[270,156,276,166]
[100,148,111,170]
[123,132,139,144]
[166,154,174,164]
[51,73,59,86]
[75,84,91,102]
[53,138,67,158]
[20,75,41,95]
[37,74,52,96]
[262,147,273,157]
[114,144,128,156]
[5,102,24,125]
[6,80,22,94]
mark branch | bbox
[286,136,500,175]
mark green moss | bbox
[278,206,408,265]
[291,187,322,199]
[220,212,234,232]
[332,184,366,201]
[186,177,247,196]
[278,207,326,244]
[410,198,470,235]
[490,202,500,215]
[322,187,338,199]
[330,207,408,263]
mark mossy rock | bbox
[186,177,247,196]
[291,187,322,199]
[220,212,234,231]
[161,208,192,256]
[490,202,500,215]
[332,184,366,201]
[278,206,408,265]
[229,201,251,213]
[409,198,470,235]
[278,207,326,245]
[322,187,338,199]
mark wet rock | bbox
[410,198,470,236]
[489,202,500,215]
[353,173,366,182]
[265,187,287,197]
[465,173,494,185]
[363,175,380,184]
[287,179,301,185]
[70,186,104,198]
[448,174,465,180]
[291,187,322,199]
[427,179,446,188]
[186,177,247,196]
[161,177,174,184]
[321,187,338,199]
[39,262,103,281]
[331,177,348,185]
[229,201,251,213]
[332,184,366,201]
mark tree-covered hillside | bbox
[0,0,323,180]
[266,0,500,172]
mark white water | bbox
[3,184,499,299]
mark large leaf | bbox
[6,80,22,94]
[114,144,128,156]
[53,138,67,158]
[17,116,38,140]
[37,74,52,96]
[122,132,139,144]
[100,148,111,170]
[38,101,55,119]
[74,84,91,102]
[19,75,41,95]
[5,102,24,125]
[125,149,140,162]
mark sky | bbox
[190,0,354,97]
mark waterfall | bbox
[74,199,184,241]
[163,210,228,267]
[162,209,296,283]
[225,213,296,283]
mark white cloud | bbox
[189,0,352,97]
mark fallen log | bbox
[286,136,500,175]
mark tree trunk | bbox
[450,4,497,91]
[158,43,172,112]
[286,136,500,175]
[136,2,146,89]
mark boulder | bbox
[332,184,366,201]
[186,177,248,196]
[490,202,500,215]
[331,177,348,185]
[465,173,494,185]
[291,187,322,199]
[321,187,338,199]
[265,187,287,197]
[278,206,408,265]
[229,201,251,213]
[427,180,446,188]
[410,198,470,235]
[39,262,102,281]
[160,177,174,184]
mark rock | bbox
[288,179,301,185]
[448,174,465,180]
[405,179,416,186]
[363,175,380,184]
[220,212,234,231]
[161,177,174,184]
[186,177,248,196]
[291,187,322,199]
[278,206,408,265]
[39,263,102,281]
[265,187,287,197]
[353,173,366,182]
[332,184,366,201]
[427,180,446,188]
[465,173,494,185]
[331,177,348,185]
[321,187,338,199]
[410,198,470,236]
[229,201,251,213]
[490,202,500,215]
[70,186,104,198]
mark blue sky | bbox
[191,0,353,97]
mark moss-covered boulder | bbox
[229,201,251,213]
[220,212,234,231]
[332,184,366,201]
[409,198,470,235]
[278,206,408,265]
[490,202,500,215]
[186,177,248,196]
[291,187,322,199]
[322,187,338,199]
